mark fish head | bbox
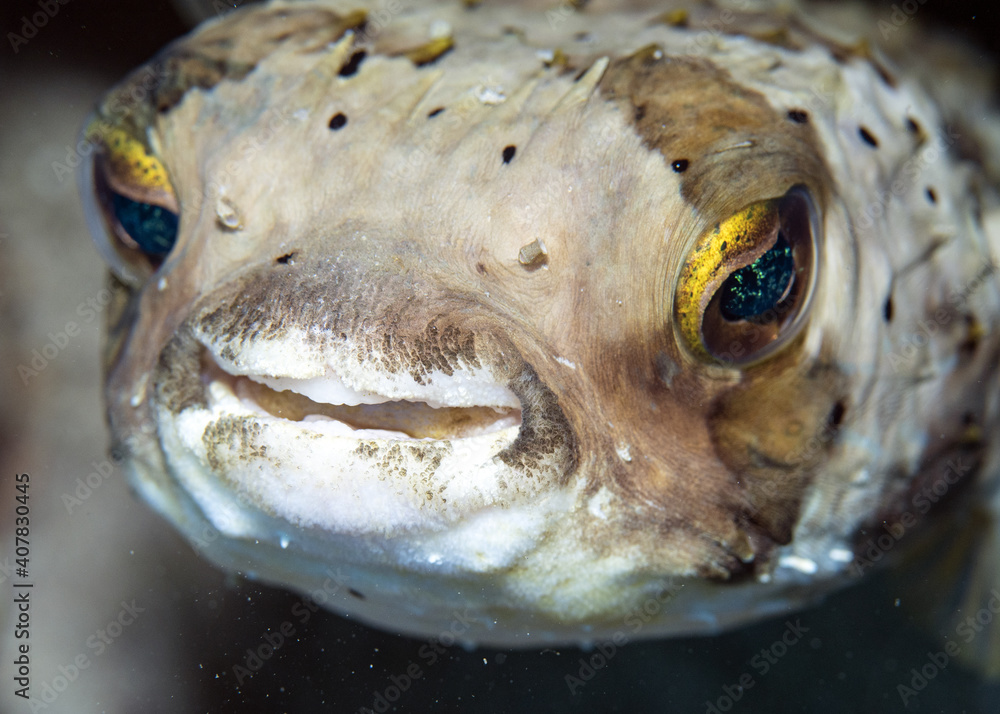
[78,0,1000,645]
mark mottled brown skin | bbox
[83,0,1000,644]
[595,47,842,565]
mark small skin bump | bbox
[518,238,547,266]
[403,36,454,67]
[652,8,689,27]
[858,126,878,148]
[329,112,348,130]
[540,48,569,68]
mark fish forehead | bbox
[91,0,1000,644]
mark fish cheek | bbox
[101,274,139,380]
[599,51,832,218]
[707,359,844,547]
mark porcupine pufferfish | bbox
[78,0,1000,657]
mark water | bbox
[1,0,996,710]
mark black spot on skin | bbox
[475,262,487,275]
[962,411,976,426]
[328,112,348,130]
[786,109,809,124]
[925,187,937,204]
[573,31,593,42]
[858,126,878,148]
[671,159,689,173]
[338,50,366,77]
[427,107,445,118]
[829,400,847,428]
[502,145,516,164]
[634,104,647,121]
[348,588,366,600]
[883,295,893,322]
[906,117,921,135]
[276,253,295,265]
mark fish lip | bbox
[196,345,525,441]
[151,311,577,460]
[144,319,579,536]
[160,265,575,450]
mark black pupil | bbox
[111,192,179,257]
[719,234,794,320]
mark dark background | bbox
[2,1,998,712]
[1,0,997,75]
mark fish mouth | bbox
[201,350,523,441]
[146,308,576,534]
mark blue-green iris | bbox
[719,234,794,320]
[111,192,179,257]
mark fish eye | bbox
[78,119,180,286]
[674,186,818,364]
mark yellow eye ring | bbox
[674,186,818,365]
[79,117,180,285]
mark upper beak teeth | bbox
[200,349,522,440]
